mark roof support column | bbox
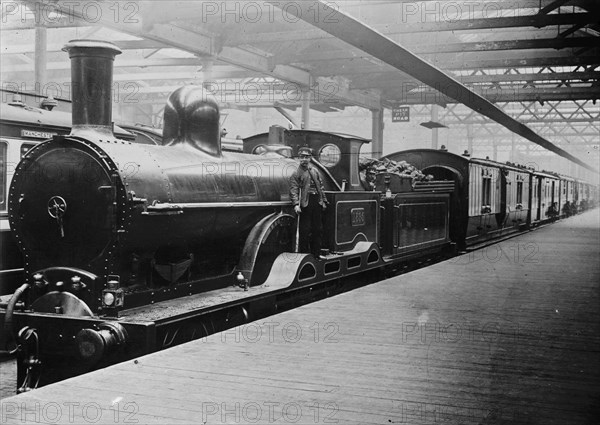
[201,59,215,91]
[371,108,383,159]
[431,105,439,149]
[34,23,47,94]
[301,88,310,129]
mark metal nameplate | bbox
[21,129,57,139]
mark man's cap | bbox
[298,147,313,156]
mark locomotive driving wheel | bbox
[237,213,295,287]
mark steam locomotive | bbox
[0,39,596,393]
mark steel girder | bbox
[268,1,597,172]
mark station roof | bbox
[1,0,599,170]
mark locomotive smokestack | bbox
[62,40,122,136]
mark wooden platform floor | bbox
[1,210,599,424]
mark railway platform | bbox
[1,209,599,424]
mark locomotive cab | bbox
[244,127,368,191]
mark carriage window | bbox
[516,181,523,204]
[0,141,7,212]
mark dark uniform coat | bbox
[289,165,327,208]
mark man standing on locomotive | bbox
[290,147,328,259]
